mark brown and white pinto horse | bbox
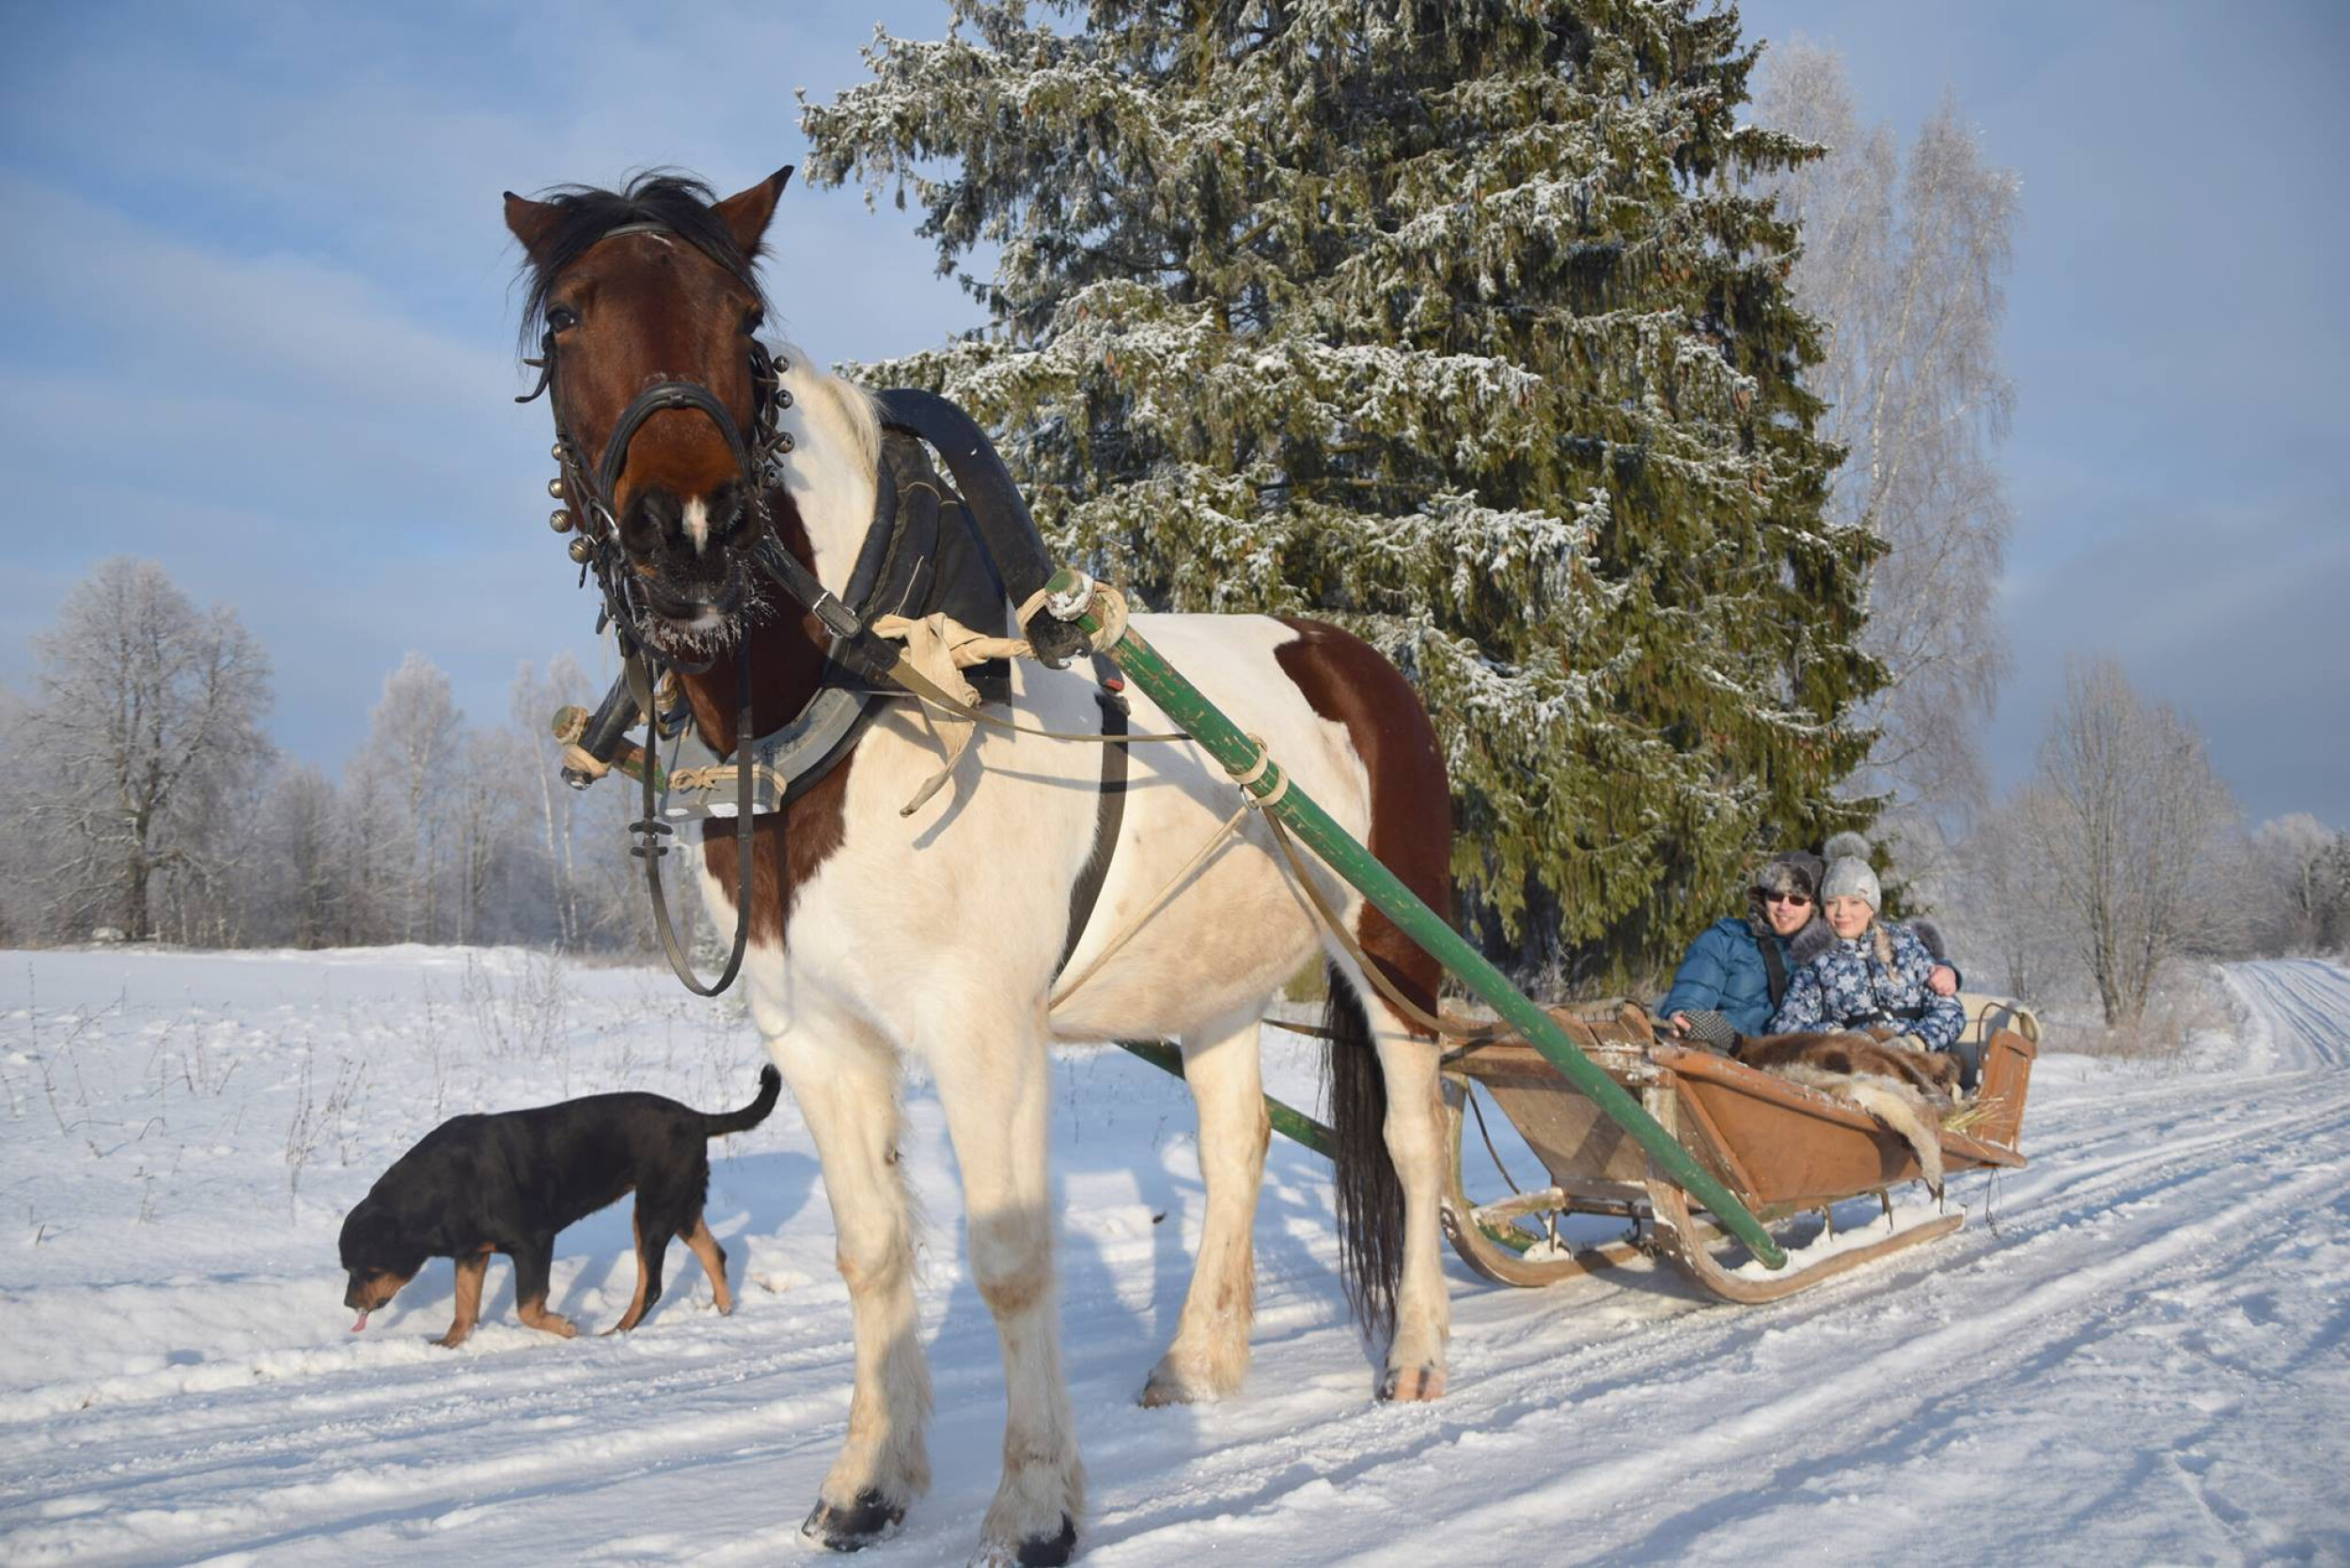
[505,169,1454,1566]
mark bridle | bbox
[516,222,798,650]
[516,219,800,996]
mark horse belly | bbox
[1044,615,1371,1041]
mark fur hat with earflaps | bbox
[1752,851,1824,903]
[1747,848,1828,949]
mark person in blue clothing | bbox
[1770,848,1976,1087]
[1659,850,1833,1043]
[1659,833,1961,1050]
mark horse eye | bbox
[547,306,580,332]
[742,306,764,334]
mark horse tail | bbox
[1324,968,1404,1342]
[1275,617,1451,1350]
[703,1064,783,1138]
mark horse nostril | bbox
[704,481,757,549]
[619,488,682,556]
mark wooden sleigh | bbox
[1438,998,2040,1302]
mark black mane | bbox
[514,169,770,353]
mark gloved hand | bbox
[1023,604,1090,669]
[1676,1010,1738,1055]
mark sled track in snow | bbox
[2227,958,2350,1071]
[2,956,2346,1564]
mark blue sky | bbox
[2,2,2342,829]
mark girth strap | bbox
[1057,655,1130,977]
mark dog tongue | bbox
[351,1310,369,1333]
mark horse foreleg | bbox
[927,1018,1084,1568]
[1142,1007,1270,1406]
[773,1023,931,1551]
[1370,1000,1451,1402]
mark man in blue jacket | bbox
[1660,851,1833,1043]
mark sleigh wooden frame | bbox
[1437,1005,2039,1302]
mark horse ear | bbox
[504,191,562,264]
[713,166,792,258]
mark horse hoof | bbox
[1138,1369,1208,1407]
[802,1490,905,1552]
[1378,1364,1447,1402]
[1016,1514,1077,1567]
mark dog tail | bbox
[705,1065,783,1139]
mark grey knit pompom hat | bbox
[1820,853,1881,909]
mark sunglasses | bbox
[1762,891,1813,908]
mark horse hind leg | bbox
[1141,1006,1271,1407]
[776,1020,931,1552]
[1325,954,1451,1403]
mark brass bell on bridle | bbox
[567,536,593,563]
[550,508,573,533]
[546,476,565,498]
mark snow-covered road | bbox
[2,949,2345,1564]
[2228,959,2350,1072]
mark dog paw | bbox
[802,1489,905,1552]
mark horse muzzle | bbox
[636,557,751,628]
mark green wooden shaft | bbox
[1057,572,1787,1270]
[1115,1042,1336,1158]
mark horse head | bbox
[506,167,794,653]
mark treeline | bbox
[1929,660,2350,1028]
[0,557,667,954]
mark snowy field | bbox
[2,948,2345,1565]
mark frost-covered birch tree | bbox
[357,653,459,944]
[1751,43,2017,821]
[2026,661,2237,1027]
[509,655,594,950]
[24,557,274,941]
[247,765,343,949]
[2248,813,2350,956]
[804,0,1881,980]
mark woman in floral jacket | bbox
[1770,851,1970,1079]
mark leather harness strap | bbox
[1759,925,1791,1009]
[1057,656,1129,978]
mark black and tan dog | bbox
[340,1066,780,1347]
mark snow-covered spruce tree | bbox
[801,0,1881,982]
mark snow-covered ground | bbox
[2,948,2345,1564]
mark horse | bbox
[504,166,1456,1566]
